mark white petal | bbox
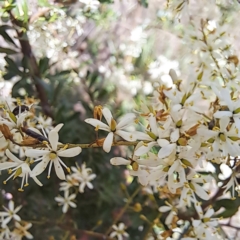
[2,216,12,227]
[134,142,156,156]
[158,144,175,158]
[110,157,131,165]
[13,214,21,222]
[9,200,14,210]
[49,130,59,151]
[62,204,68,213]
[55,196,64,203]
[31,176,43,186]
[25,149,49,158]
[5,149,22,163]
[53,123,64,132]
[0,162,19,171]
[157,139,170,147]
[103,132,114,153]
[219,117,230,131]
[117,113,136,129]
[159,206,171,212]
[193,183,210,200]
[170,128,180,142]
[102,108,113,126]
[54,159,66,180]
[205,208,214,218]
[85,118,109,131]
[16,112,28,127]
[32,158,50,176]
[69,202,77,208]
[133,132,152,141]
[58,147,82,157]
[148,114,158,135]
[214,111,232,118]
[116,130,136,141]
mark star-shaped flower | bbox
[85,107,137,152]
[55,190,77,213]
[0,200,22,228]
[25,124,82,180]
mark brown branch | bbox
[8,11,53,119]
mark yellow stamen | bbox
[110,118,117,132]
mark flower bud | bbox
[93,105,103,120]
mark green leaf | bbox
[4,56,23,75]
[38,0,51,7]
[0,47,18,54]
[139,0,148,7]
[0,26,17,47]
[12,77,35,98]
[22,0,28,23]
[214,198,240,218]
[39,57,50,75]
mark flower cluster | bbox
[82,66,240,239]
[0,200,33,239]
[55,162,96,213]
[0,100,82,191]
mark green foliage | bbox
[214,198,240,218]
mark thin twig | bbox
[105,186,141,235]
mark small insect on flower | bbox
[12,105,29,116]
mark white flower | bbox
[35,114,53,134]
[0,200,22,228]
[134,113,170,156]
[192,206,218,239]
[109,222,129,240]
[80,0,100,13]
[25,124,82,180]
[12,222,33,239]
[71,163,96,193]
[0,111,32,130]
[159,202,178,226]
[55,190,77,213]
[0,149,43,191]
[197,117,240,157]
[0,225,13,239]
[85,108,137,152]
[59,174,79,192]
[213,88,240,132]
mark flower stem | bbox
[105,186,142,236]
